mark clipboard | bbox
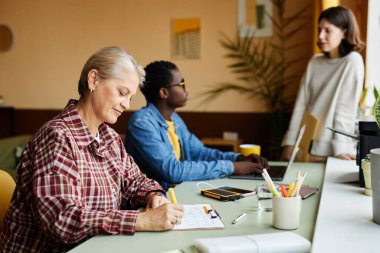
[173,204,225,230]
[299,186,319,199]
[299,111,319,162]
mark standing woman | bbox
[281,6,364,162]
[0,47,184,253]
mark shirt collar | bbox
[146,102,182,130]
[61,99,110,148]
[147,102,169,128]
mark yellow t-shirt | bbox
[166,120,181,160]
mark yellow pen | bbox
[287,183,295,197]
[168,188,177,204]
[291,182,300,197]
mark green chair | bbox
[0,135,31,180]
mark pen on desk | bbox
[209,210,218,219]
[232,212,247,224]
[168,188,177,204]
[214,209,221,218]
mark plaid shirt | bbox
[0,100,163,253]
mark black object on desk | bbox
[200,186,254,201]
[357,121,380,187]
[328,122,380,187]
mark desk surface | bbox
[70,162,324,253]
[311,158,380,253]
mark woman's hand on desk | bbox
[336,153,356,160]
[233,161,264,175]
[308,154,327,162]
[135,203,184,231]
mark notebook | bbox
[298,111,319,162]
[195,232,311,253]
[229,125,305,181]
[173,204,225,230]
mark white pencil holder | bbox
[272,196,302,230]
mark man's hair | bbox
[141,61,178,102]
[318,6,364,57]
[78,46,145,96]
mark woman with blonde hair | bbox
[0,47,184,253]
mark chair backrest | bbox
[0,170,16,229]
[298,111,320,162]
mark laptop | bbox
[229,125,306,181]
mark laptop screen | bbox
[229,125,305,181]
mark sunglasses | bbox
[164,81,186,90]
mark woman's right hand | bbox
[336,153,356,160]
[281,146,294,161]
[135,203,184,231]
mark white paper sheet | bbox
[173,204,224,230]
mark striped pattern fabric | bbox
[0,99,163,253]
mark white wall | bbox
[366,0,380,99]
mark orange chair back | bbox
[0,170,16,228]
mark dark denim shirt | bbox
[125,103,238,190]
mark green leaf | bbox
[374,87,379,99]
[201,0,310,112]
[373,94,380,128]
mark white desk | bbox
[311,157,380,253]
[69,162,324,253]
[70,158,380,253]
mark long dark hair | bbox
[318,6,364,57]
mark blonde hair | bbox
[78,46,145,96]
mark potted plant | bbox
[373,88,380,128]
[200,0,311,159]
[370,89,380,223]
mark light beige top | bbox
[282,52,364,156]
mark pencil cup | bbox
[272,196,302,230]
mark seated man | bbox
[125,60,267,190]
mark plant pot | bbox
[370,148,380,224]
[362,157,372,196]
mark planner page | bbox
[173,204,224,230]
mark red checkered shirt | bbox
[0,99,163,253]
